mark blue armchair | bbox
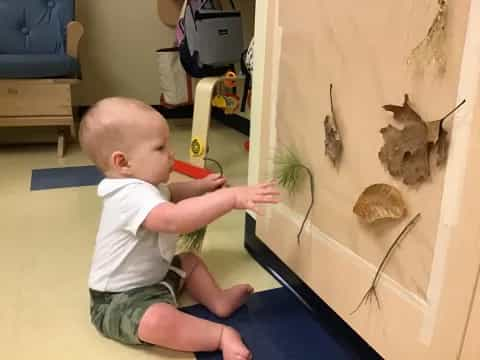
[0,0,84,156]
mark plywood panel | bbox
[263,0,469,300]
[253,0,480,358]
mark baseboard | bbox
[243,213,382,359]
[154,104,194,119]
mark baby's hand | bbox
[201,173,227,192]
[232,181,280,214]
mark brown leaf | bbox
[380,95,465,185]
[324,84,342,166]
[353,184,407,223]
[424,119,449,166]
[425,119,442,144]
[382,94,423,124]
[402,147,430,185]
[431,99,466,166]
[324,115,342,166]
[379,95,430,185]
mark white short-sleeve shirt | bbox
[88,178,178,292]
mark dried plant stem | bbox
[351,213,421,315]
[408,0,448,73]
[293,165,315,244]
[329,84,337,128]
[438,99,466,123]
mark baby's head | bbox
[79,97,175,184]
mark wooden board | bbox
[251,0,480,358]
[0,83,72,117]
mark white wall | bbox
[73,0,176,105]
[73,0,256,106]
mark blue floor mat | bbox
[31,165,104,190]
[181,287,379,360]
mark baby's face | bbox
[126,111,175,185]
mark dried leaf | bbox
[379,95,430,185]
[426,119,442,144]
[402,148,431,185]
[324,84,342,166]
[423,119,448,166]
[383,94,423,124]
[435,124,449,166]
[429,99,466,166]
[379,123,429,179]
[353,184,406,223]
[380,96,465,185]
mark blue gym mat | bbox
[30,165,103,190]
[181,287,378,360]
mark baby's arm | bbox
[168,174,226,203]
[143,181,279,234]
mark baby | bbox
[79,97,279,360]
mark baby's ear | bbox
[112,151,130,174]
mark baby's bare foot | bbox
[213,284,254,318]
[220,326,252,360]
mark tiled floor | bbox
[0,118,279,360]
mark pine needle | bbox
[351,213,421,315]
[274,147,315,244]
[179,227,207,253]
[275,148,304,194]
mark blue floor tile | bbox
[182,287,374,360]
[31,165,103,190]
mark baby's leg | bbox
[179,252,254,318]
[138,303,252,360]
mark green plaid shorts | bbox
[89,256,184,345]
